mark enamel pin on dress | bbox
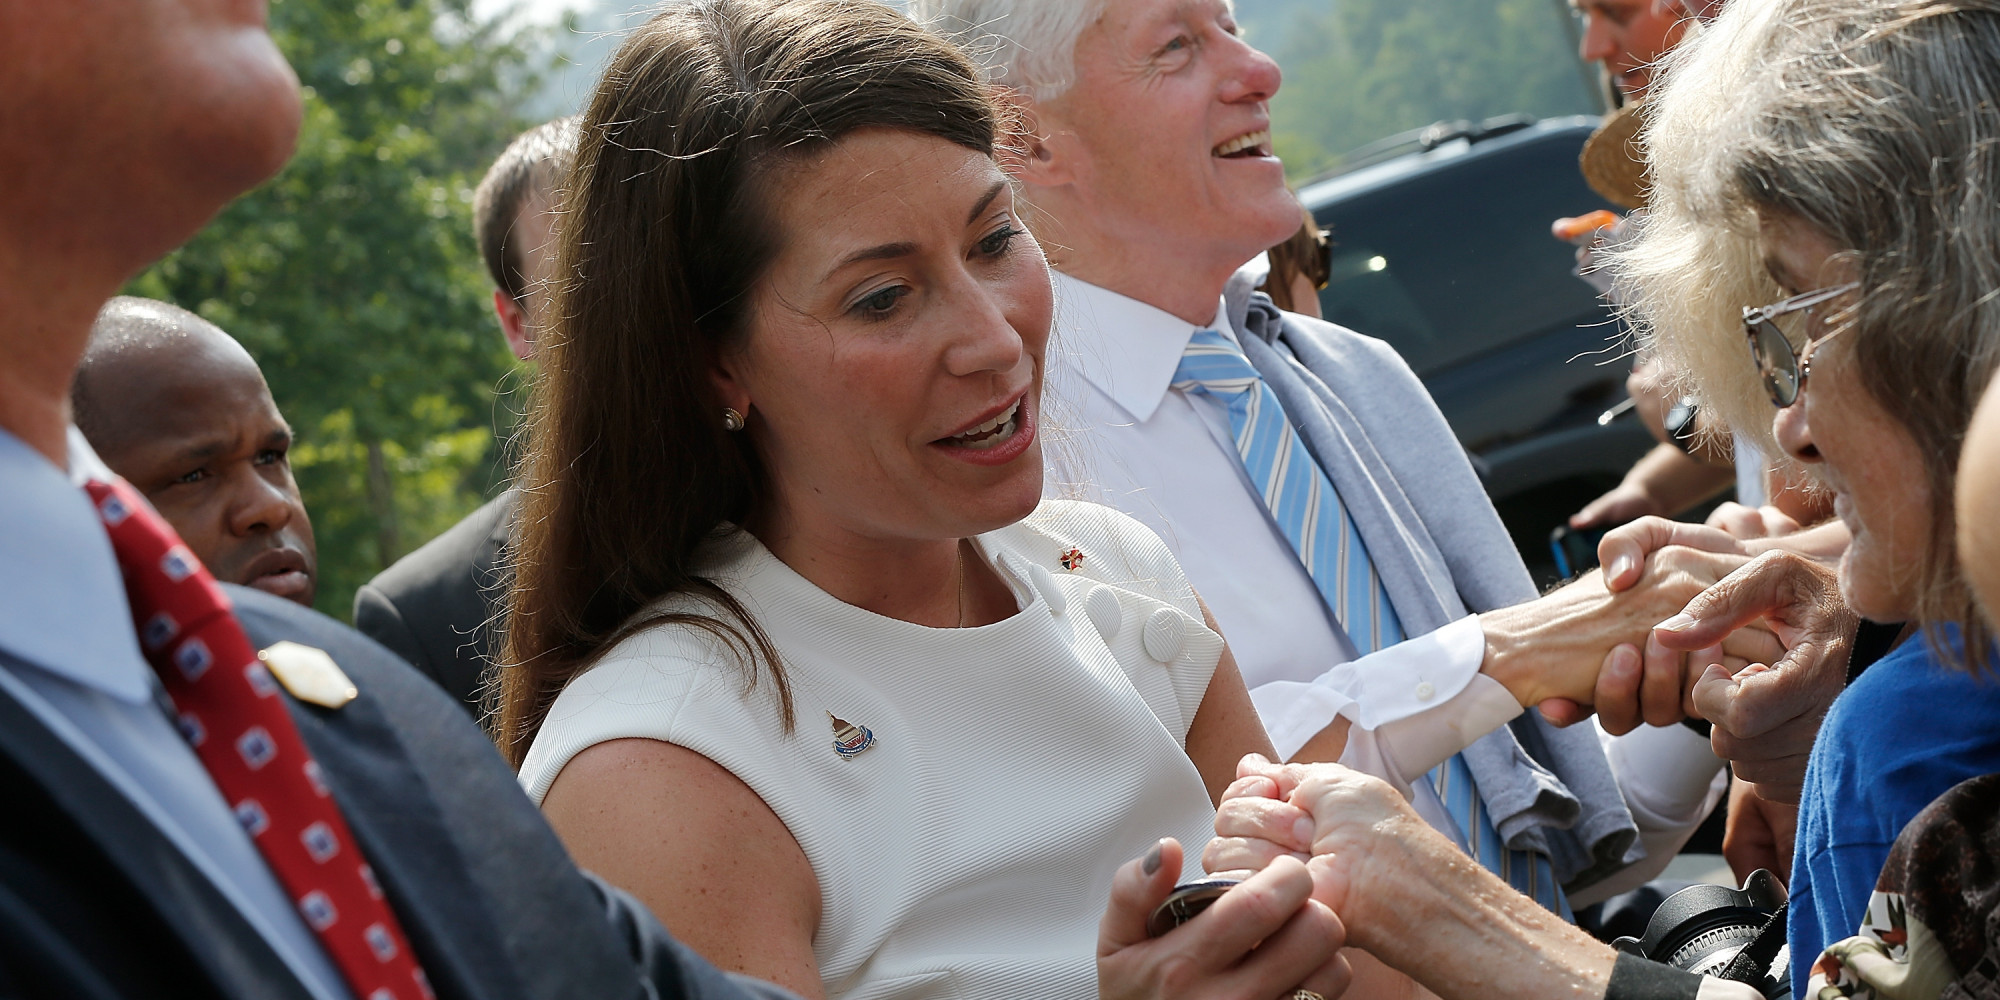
[829,712,877,760]
[1060,547,1086,571]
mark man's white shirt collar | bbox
[0,427,154,702]
[1051,271,1241,424]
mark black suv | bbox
[1296,114,1652,583]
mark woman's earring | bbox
[722,407,746,432]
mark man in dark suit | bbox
[0,5,790,998]
[354,120,570,717]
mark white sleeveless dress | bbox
[518,498,1224,1000]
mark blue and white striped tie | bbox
[1173,329,1568,917]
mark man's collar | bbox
[0,426,153,702]
[1051,272,1239,423]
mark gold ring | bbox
[1292,991,1327,1000]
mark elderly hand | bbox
[1536,517,1785,731]
[1203,756,1436,955]
[1480,536,1756,715]
[1703,501,1804,543]
[1722,776,1797,886]
[1098,836,1352,1000]
[1653,550,1858,803]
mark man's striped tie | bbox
[1173,329,1567,917]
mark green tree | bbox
[127,0,549,620]
[1244,0,1600,181]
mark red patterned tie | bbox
[84,478,431,1000]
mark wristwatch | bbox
[1664,398,1700,454]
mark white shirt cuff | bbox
[1601,719,1728,828]
[1249,615,1492,761]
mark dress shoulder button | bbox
[1142,608,1184,664]
[1029,563,1067,615]
[1085,585,1122,641]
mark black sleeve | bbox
[1606,953,1705,1000]
[352,583,430,675]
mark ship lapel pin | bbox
[1060,547,1086,571]
[828,712,877,760]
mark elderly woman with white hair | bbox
[1205,1,2000,998]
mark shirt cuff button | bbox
[1414,681,1436,701]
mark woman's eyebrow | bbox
[966,180,1007,224]
[822,241,918,284]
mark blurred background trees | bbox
[1239,0,1601,180]
[127,0,550,619]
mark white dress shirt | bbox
[1043,273,1725,894]
[0,428,352,1000]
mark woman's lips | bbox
[933,393,1036,467]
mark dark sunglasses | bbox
[1742,281,1860,408]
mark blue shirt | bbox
[0,428,352,1000]
[1788,626,2000,995]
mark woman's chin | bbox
[1837,544,1920,624]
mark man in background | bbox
[354,117,571,717]
[73,296,319,608]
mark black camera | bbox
[1612,870,1791,999]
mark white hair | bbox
[1614,0,2000,655]
[910,0,1106,101]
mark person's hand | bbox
[1569,481,1667,531]
[1627,358,1674,445]
[1538,518,1782,731]
[1481,541,1754,714]
[1204,756,1436,955]
[1654,550,1858,803]
[1704,502,1803,543]
[1722,776,1797,887]
[1098,836,1352,1000]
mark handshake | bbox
[1092,507,1860,999]
[1474,510,1854,803]
[1099,754,1624,1000]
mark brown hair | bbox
[498,0,1000,765]
[1261,202,1329,314]
[472,117,575,302]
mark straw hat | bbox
[1580,102,1649,210]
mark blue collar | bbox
[0,427,153,702]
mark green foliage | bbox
[126,0,548,621]
[1240,0,1601,182]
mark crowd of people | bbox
[5,0,2000,998]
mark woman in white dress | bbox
[496,2,1349,998]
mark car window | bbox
[1310,130,1617,376]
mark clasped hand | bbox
[1539,512,1856,802]
[1096,837,1353,1000]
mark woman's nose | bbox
[1773,399,1819,464]
[944,287,1025,378]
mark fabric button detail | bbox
[1085,585,1122,642]
[1415,681,1436,701]
[1029,564,1067,616]
[1142,609,1183,664]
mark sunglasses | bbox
[1742,281,1860,407]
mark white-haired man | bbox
[916,0,1751,952]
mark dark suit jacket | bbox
[354,490,514,719]
[0,584,795,1000]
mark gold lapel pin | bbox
[1060,547,1086,571]
[257,641,358,709]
